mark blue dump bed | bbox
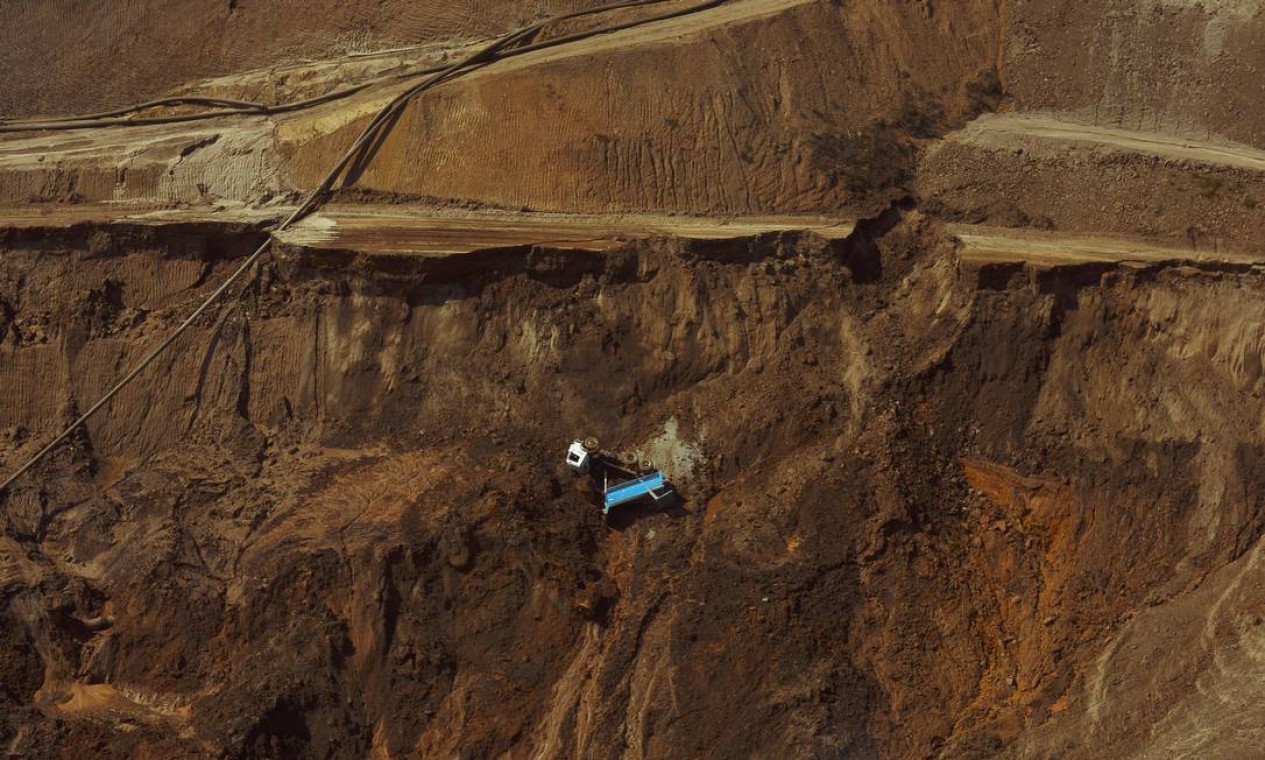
[604,471,667,513]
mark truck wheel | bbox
[583,437,600,452]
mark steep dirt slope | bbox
[279,0,999,217]
[920,113,1265,254]
[0,218,911,756]
[3,0,1265,758]
[0,0,1001,217]
[1004,0,1265,148]
[6,210,1265,758]
[918,0,1265,254]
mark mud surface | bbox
[3,1,1265,758]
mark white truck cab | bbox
[566,439,592,474]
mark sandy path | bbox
[273,206,854,254]
[952,224,1264,267]
[0,201,853,256]
[953,113,1265,173]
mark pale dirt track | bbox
[0,202,853,256]
[11,200,1261,271]
[272,206,854,254]
[952,224,1264,267]
[953,113,1265,173]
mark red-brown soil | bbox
[3,1,1265,758]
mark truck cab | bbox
[565,439,592,474]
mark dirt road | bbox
[952,113,1265,172]
[951,224,1263,267]
[273,206,854,255]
